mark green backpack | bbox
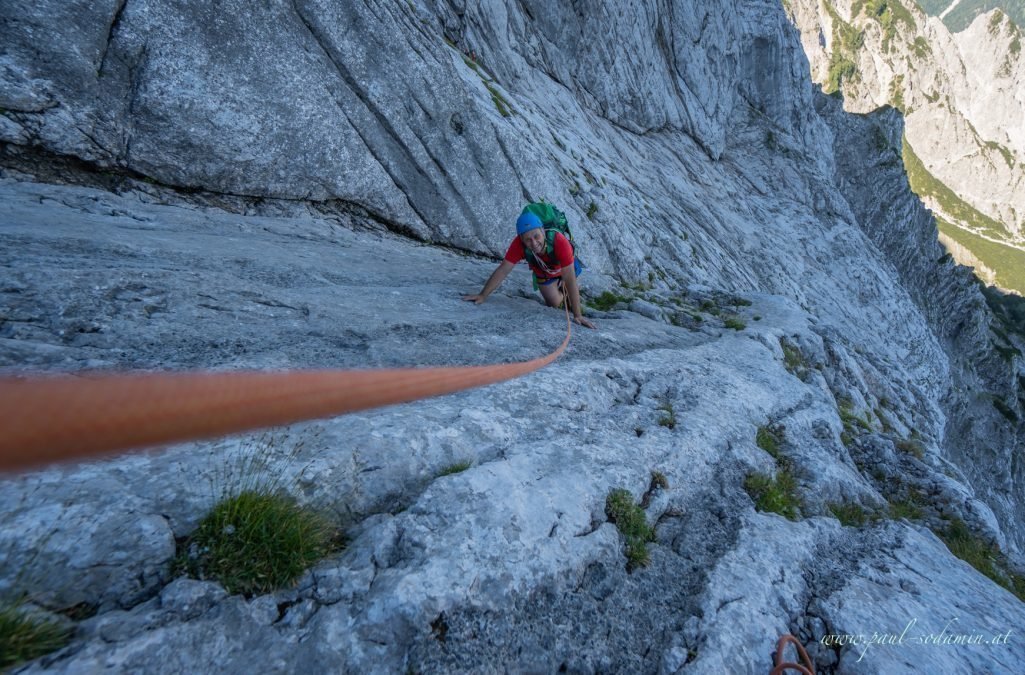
[520,201,577,271]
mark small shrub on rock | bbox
[650,471,669,491]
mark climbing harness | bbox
[0,304,573,472]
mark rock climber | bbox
[463,208,597,329]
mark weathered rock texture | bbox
[1,0,1024,672]
[786,0,1025,240]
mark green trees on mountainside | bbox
[902,138,1025,295]
[855,0,917,50]
[901,138,1011,240]
[823,3,865,92]
[914,1,1025,33]
[914,0,952,13]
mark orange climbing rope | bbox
[0,306,572,472]
[769,634,816,675]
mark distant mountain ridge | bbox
[787,0,1025,293]
[916,0,1025,32]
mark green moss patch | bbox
[484,82,512,117]
[458,49,513,117]
[606,489,656,570]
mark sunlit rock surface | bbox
[1,0,1024,672]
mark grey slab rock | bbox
[1,175,1022,674]
[1,0,1024,673]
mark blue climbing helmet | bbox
[516,201,582,272]
[516,211,543,235]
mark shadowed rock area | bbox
[2,0,1024,672]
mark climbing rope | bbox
[769,633,816,675]
[0,304,572,472]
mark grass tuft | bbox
[888,496,925,521]
[0,602,70,669]
[780,338,806,377]
[935,518,1025,601]
[586,290,629,312]
[605,489,656,570]
[650,471,669,491]
[437,461,473,477]
[743,471,801,521]
[698,299,720,316]
[828,502,877,528]
[756,425,784,461]
[723,315,746,331]
[838,399,872,445]
[938,518,1001,582]
[175,490,339,597]
[895,438,925,460]
[657,400,677,430]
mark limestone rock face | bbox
[818,95,1025,586]
[1,0,1024,673]
[0,0,835,267]
[786,0,1025,239]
